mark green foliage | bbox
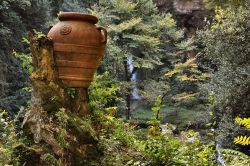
[13,31,47,96]
[139,101,217,165]
[141,130,217,166]
[142,79,170,105]
[164,56,208,107]
[200,6,250,65]
[54,108,98,152]
[49,0,98,17]
[205,0,247,8]
[0,110,31,165]
[152,96,164,111]
[41,153,60,166]
[91,0,183,71]
[219,148,250,165]
[0,110,16,164]
[94,107,250,165]
[132,105,203,131]
[95,112,145,165]
[67,112,97,141]
[199,1,250,153]
[89,72,124,111]
[0,0,50,54]
[146,96,165,137]
[12,50,33,74]
[165,58,209,82]
[90,0,185,116]
[54,108,70,148]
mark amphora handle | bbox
[97,27,107,44]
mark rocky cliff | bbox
[155,0,211,36]
[0,52,28,112]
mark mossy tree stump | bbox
[22,34,98,165]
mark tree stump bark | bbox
[22,34,98,165]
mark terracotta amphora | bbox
[48,12,107,88]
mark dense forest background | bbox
[0,0,250,165]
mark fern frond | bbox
[235,117,250,129]
[234,136,250,146]
[220,148,250,160]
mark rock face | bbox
[155,0,212,36]
[155,0,173,12]
[0,0,50,112]
[0,2,25,111]
[0,55,29,112]
[173,0,205,14]
[0,25,29,112]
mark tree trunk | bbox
[123,59,131,120]
[22,34,98,165]
[126,94,131,120]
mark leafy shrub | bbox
[89,72,125,112]
[141,129,217,166]
[0,110,32,165]
[95,111,145,166]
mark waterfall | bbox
[128,57,140,100]
[216,143,225,165]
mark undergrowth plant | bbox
[89,72,124,112]
[0,110,30,165]
[12,30,44,75]
[219,148,250,165]
[88,74,250,165]
[141,104,217,166]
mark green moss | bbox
[41,153,60,166]
[67,113,98,143]
[53,109,98,151]
[12,144,41,165]
[54,129,69,149]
